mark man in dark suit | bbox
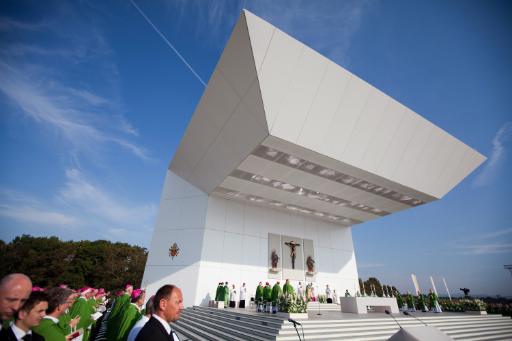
[135,285,183,341]
[0,291,47,341]
[0,274,32,330]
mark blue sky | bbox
[1,0,511,296]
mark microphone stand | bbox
[385,309,402,329]
[289,319,303,341]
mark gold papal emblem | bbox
[168,242,180,260]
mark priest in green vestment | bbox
[271,282,282,304]
[116,289,145,341]
[282,279,294,296]
[255,282,263,303]
[69,287,95,341]
[107,284,133,339]
[215,282,223,301]
[223,282,229,307]
[34,287,76,341]
[263,282,272,303]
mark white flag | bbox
[411,274,420,294]
[430,276,438,295]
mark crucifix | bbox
[285,240,301,269]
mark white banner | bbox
[442,277,452,301]
[411,273,420,294]
[430,276,438,295]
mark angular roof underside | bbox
[169,10,486,227]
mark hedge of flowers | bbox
[440,298,487,312]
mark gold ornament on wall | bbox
[168,242,180,260]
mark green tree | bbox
[0,235,147,290]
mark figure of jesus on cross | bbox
[285,240,301,269]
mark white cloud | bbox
[58,168,156,227]
[0,190,77,227]
[473,121,512,187]
[456,242,512,255]
[168,0,371,66]
[0,61,149,160]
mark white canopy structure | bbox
[141,10,485,307]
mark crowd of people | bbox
[213,279,340,313]
[0,273,184,341]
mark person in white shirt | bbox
[229,284,237,308]
[297,282,304,299]
[326,285,333,303]
[1,291,48,341]
[135,285,183,341]
[127,296,154,341]
[239,283,247,309]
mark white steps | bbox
[170,306,512,341]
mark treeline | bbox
[0,235,147,290]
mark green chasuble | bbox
[215,284,222,301]
[255,285,263,302]
[116,303,142,341]
[283,283,294,296]
[109,294,130,325]
[223,285,229,306]
[58,311,72,334]
[69,297,93,341]
[107,293,130,339]
[263,285,272,302]
[34,318,67,341]
[271,283,282,303]
[396,293,404,308]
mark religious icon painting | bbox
[168,242,180,259]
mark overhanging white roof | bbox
[169,10,486,226]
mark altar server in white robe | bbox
[297,282,304,299]
[229,285,236,308]
[239,283,246,309]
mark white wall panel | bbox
[223,232,243,266]
[342,90,390,167]
[155,199,182,230]
[377,108,419,179]
[322,78,372,160]
[393,116,434,189]
[242,235,261,267]
[257,30,303,129]
[413,128,454,196]
[244,10,274,72]
[359,101,407,174]
[225,200,245,233]
[205,196,226,230]
[297,61,351,152]
[217,13,258,98]
[201,229,225,263]
[270,46,328,142]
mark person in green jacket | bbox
[283,279,294,296]
[263,282,272,303]
[34,287,76,341]
[215,282,223,301]
[271,282,282,314]
[271,282,282,303]
[406,291,416,312]
[116,289,145,341]
[223,282,229,308]
[255,282,263,303]
[417,292,428,312]
[69,287,95,341]
[395,290,405,311]
[107,284,133,339]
